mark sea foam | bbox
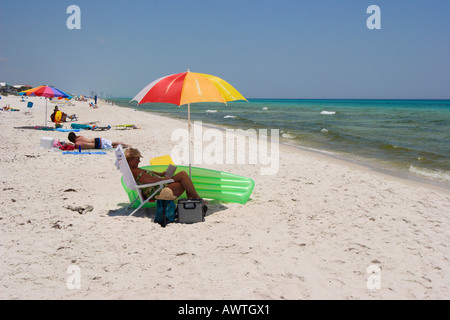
[281,132,295,139]
[409,165,450,182]
[321,111,336,115]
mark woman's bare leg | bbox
[169,171,200,199]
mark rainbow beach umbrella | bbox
[131,70,247,176]
[20,85,71,127]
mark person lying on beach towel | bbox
[68,132,131,150]
[125,147,207,205]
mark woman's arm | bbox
[150,171,166,177]
[132,169,164,184]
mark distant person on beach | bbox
[94,95,97,105]
[50,106,67,123]
[68,132,131,149]
[50,106,76,122]
[125,147,207,204]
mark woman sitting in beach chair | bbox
[124,148,207,205]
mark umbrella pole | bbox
[188,103,192,178]
[45,98,48,128]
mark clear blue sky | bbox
[1,0,449,99]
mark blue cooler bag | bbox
[155,200,176,227]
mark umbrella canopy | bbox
[132,71,247,106]
[20,85,71,127]
[20,85,71,99]
[131,71,247,176]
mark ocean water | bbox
[111,98,450,187]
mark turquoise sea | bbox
[111,98,450,188]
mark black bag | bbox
[177,199,207,224]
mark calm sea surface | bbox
[111,98,450,187]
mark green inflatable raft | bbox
[121,165,255,208]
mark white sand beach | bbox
[0,95,449,300]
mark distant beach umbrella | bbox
[19,85,71,127]
[131,70,247,177]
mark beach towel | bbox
[60,144,76,151]
[62,151,107,155]
[71,123,92,130]
[35,126,55,131]
[56,128,80,132]
[92,125,111,131]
